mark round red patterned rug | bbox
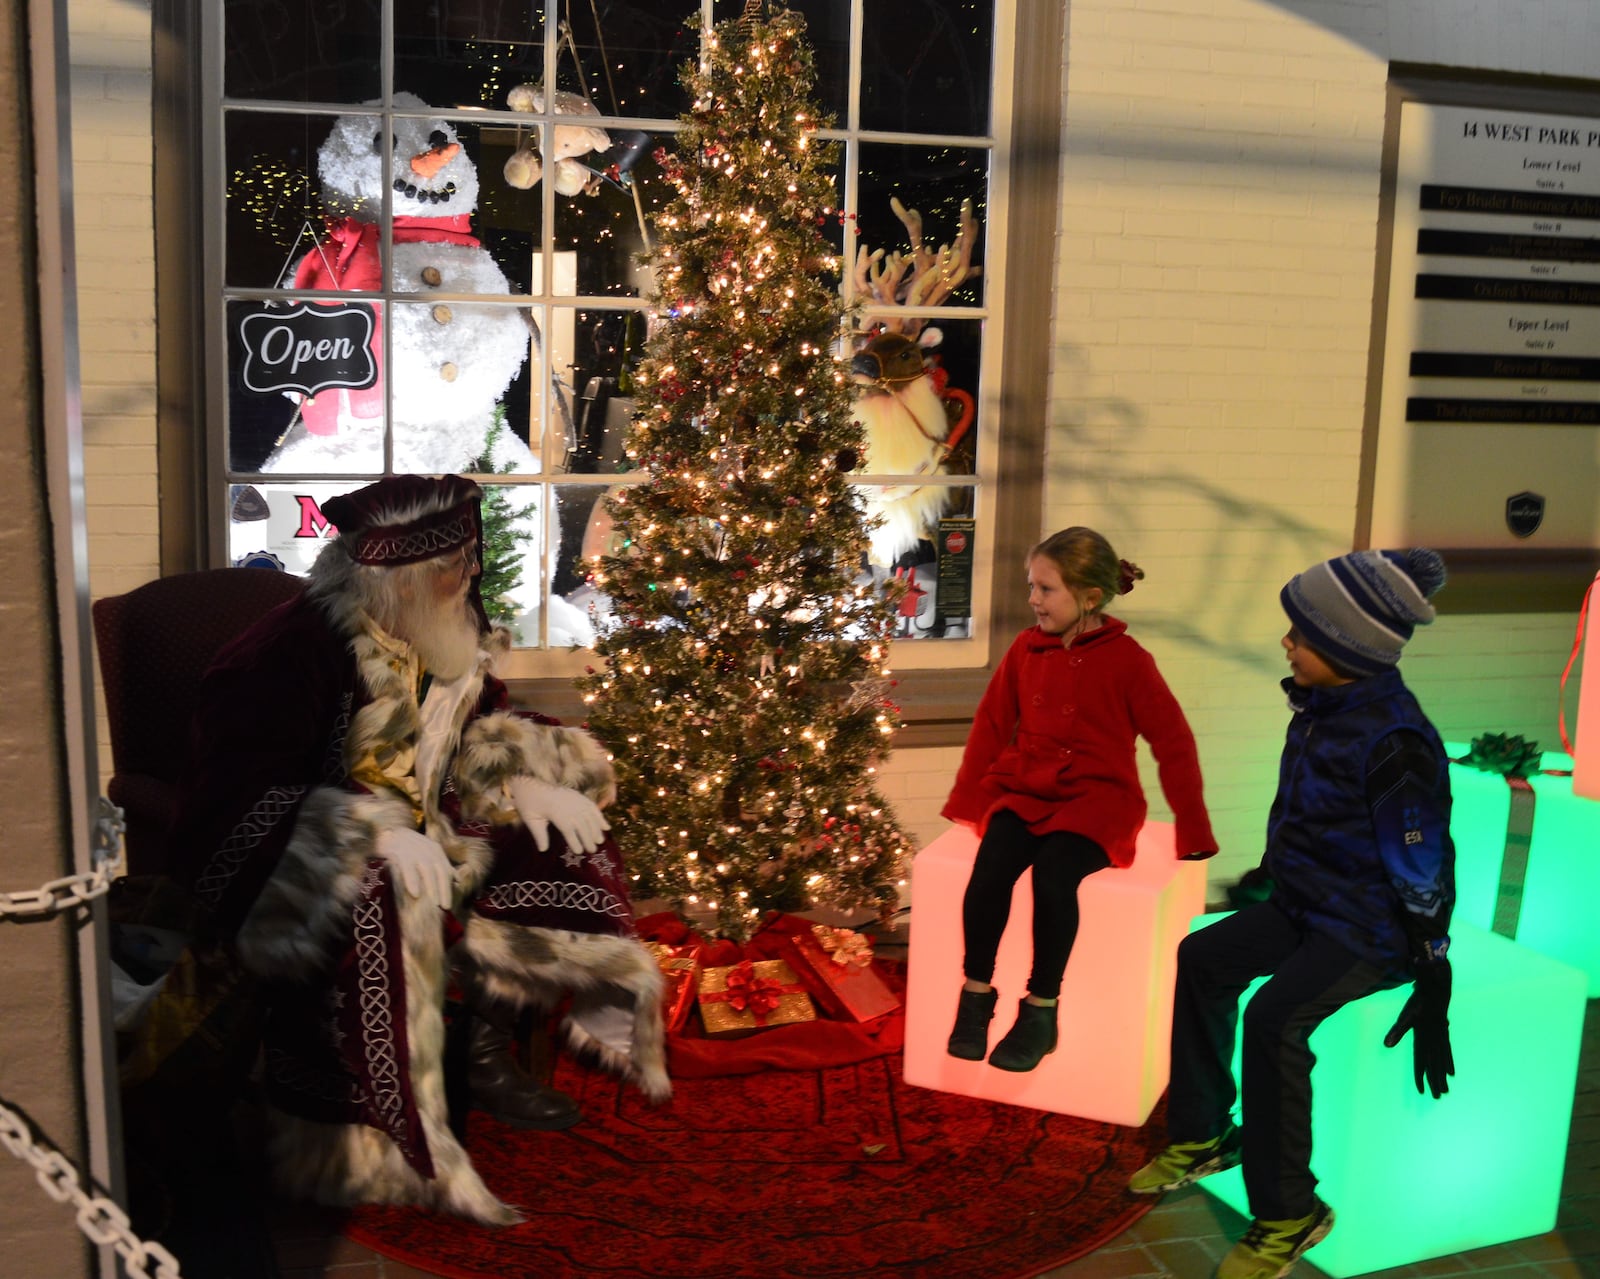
[346,1052,1165,1279]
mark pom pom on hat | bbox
[1280,547,1447,677]
[1403,546,1448,600]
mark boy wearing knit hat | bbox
[1129,549,1456,1279]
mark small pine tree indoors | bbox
[578,5,912,941]
[469,406,532,629]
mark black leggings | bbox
[960,808,1111,1000]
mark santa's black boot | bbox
[466,1011,582,1130]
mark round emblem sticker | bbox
[945,530,968,555]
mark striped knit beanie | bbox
[1280,548,1447,676]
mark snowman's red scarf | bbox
[391,214,480,247]
[307,215,483,287]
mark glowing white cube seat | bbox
[903,820,1205,1127]
[1195,916,1586,1277]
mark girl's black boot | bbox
[988,998,1058,1072]
[946,987,999,1060]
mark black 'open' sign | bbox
[239,303,378,397]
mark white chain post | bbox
[0,1098,182,1278]
[0,798,126,920]
[1,799,182,1275]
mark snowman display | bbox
[259,94,601,646]
[266,92,534,477]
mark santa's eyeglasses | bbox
[446,543,479,576]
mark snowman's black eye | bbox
[429,130,449,149]
[371,131,395,153]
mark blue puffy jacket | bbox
[1264,668,1455,982]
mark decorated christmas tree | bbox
[578,4,912,941]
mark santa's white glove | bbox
[375,827,454,909]
[508,776,610,855]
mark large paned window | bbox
[181,0,1055,726]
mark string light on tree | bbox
[578,4,911,941]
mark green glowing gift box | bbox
[1446,739,1600,995]
[1193,915,1585,1277]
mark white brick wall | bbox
[876,746,966,852]
[1047,0,1589,888]
[70,0,158,783]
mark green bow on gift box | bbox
[1455,733,1545,940]
[1460,733,1542,779]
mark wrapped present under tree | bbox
[644,942,701,1036]
[778,922,901,1023]
[697,959,817,1038]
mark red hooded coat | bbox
[941,617,1215,864]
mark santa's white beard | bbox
[393,592,482,679]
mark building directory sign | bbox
[1369,101,1600,549]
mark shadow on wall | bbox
[1046,345,1338,678]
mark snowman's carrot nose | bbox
[410,142,460,179]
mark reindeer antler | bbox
[846,197,982,338]
[849,246,911,309]
[894,196,980,309]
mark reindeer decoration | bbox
[848,197,979,567]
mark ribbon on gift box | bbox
[811,923,874,968]
[1454,733,1555,939]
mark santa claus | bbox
[161,474,667,1226]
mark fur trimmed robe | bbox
[166,574,667,1224]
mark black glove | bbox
[1382,958,1454,1099]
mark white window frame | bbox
[170,0,1056,738]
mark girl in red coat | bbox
[941,527,1217,1070]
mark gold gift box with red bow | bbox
[696,958,817,1038]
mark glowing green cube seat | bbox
[1447,743,1600,995]
[1195,917,1586,1278]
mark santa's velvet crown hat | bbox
[322,474,483,568]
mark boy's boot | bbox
[988,998,1058,1072]
[946,987,999,1060]
[1128,1122,1243,1194]
[1215,1199,1334,1279]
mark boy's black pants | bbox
[1167,901,1394,1220]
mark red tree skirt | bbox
[346,1048,1166,1279]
